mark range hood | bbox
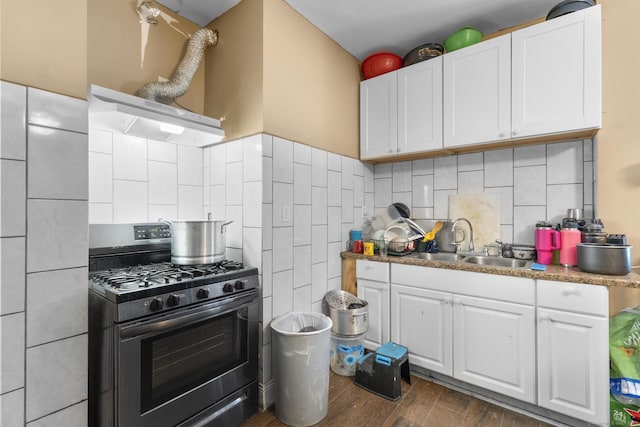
[88,84,224,147]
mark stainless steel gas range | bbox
[88,223,259,427]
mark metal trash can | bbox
[271,312,332,427]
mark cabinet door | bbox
[512,5,601,138]
[443,34,511,148]
[391,284,453,375]
[537,307,608,425]
[453,294,535,403]
[360,72,398,159]
[357,278,390,351]
[397,57,443,154]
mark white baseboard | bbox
[258,379,275,411]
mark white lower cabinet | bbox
[536,280,609,425]
[391,284,453,375]
[390,264,536,403]
[453,294,535,403]
[356,260,390,351]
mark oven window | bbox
[140,308,248,412]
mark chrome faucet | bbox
[495,239,504,257]
[451,217,475,253]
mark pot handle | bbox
[221,220,234,233]
[158,218,172,225]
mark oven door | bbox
[116,290,258,427]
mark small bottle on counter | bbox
[559,219,580,267]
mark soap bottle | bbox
[559,219,580,267]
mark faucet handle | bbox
[495,240,504,257]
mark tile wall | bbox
[372,139,595,246]
[0,81,89,426]
[88,129,205,223]
[207,134,369,407]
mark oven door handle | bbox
[120,292,257,340]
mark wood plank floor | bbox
[243,373,555,427]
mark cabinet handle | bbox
[388,148,393,153]
[442,296,453,305]
[451,296,460,306]
[498,131,506,138]
[512,129,520,136]
[539,313,551,322]
[561,287,581,297]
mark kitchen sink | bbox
[462,256,531,268]
[407,252,466,262]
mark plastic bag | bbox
[610,307,640,406]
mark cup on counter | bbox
[379,239,389,257]
[352,240,364,254]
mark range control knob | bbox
[167,294,181,307]
[150,297,164,311]
[196,288,210,299]
[223,283,234,293]
[234,280,245,290]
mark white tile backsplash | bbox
[243,181,262,227]
[547,183,583,224]
[412,174,433,208]
[1,312,25,393]
[27,126,88,200]
[113,180,147,222]
[148,139,176,162]
[327,152,342,171]
[225,161,243,205]
[293,163,312,205]
[27,200,88,272]
[547,140,583,184]
[311,225,328,264]
[28,401,87,427]
[89,128,113,154]
[113,134,147,181]
[392,161,412,192]
[327,207,342,243]
[178,145,202,185]
[243,135,263,182]
[26,267,88,347]
[373,177,392,208]
[514,165,546,206]
[412,158,434,175]
[226,139,243,163]
[26,334,87,422]
[0,388,24,426]
[294,142,312,165]
[88,152,113,203]
[272,270,293,317]
[1,237,25,315]
[341,156,354,190]
[272,226,293,272]
[293,205,311,246]
[434,156,457,189]
[1,159,26,237]
[458,152,483,172]
[293,285,312,312]
[273,137,293,183]
[27,87,87,134]
[178,185,204,220]
[484,148,513,187]
[458,170,484,193]
[311,148,328,188]
[327,171,342,206]
[148,161,177,204]
[1,81,27,161]
[514,144,546,167]
[293,245,311,288]
[273,182,293,227]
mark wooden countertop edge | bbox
[341,251,640,289]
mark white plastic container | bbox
[330,332,365,376]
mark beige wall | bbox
[0,0,87,99]
[599,0,640,265]
[204,0,264,139]
[261,0,360,158]
[88,0,205,112]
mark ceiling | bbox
[155,0,563,61]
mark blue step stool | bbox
[354,342,411,401]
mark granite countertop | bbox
[341,251,640,289]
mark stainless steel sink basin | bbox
[407,252,466,262]
[462,256,530,268]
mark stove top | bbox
[91,260,246,293]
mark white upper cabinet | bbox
[397,57,443,154]
[360,72,398,159]
[443,35,511,148]
[360,57,443,160]
[511,5,602,138]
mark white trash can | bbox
[271,312,332,427]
